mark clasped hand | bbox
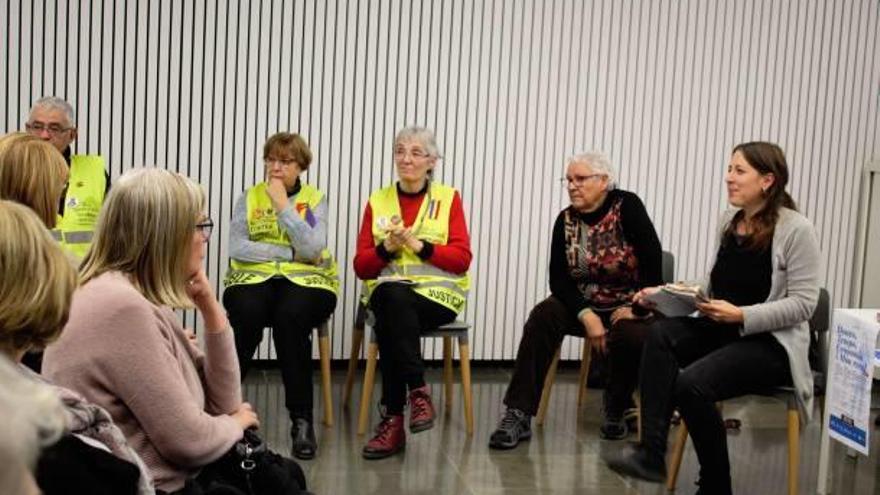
[382,224,423,254]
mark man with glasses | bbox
[25,96,109,258]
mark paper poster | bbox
[825,310,880,455]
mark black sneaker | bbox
[488,408,532,450]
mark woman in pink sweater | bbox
[44,168,259,493]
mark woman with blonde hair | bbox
[0,133,72,372]
[0,199,152,494]
[44,169,304,494]
[0,132,69,228]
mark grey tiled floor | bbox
[243,367,880,494]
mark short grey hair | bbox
[394,126,441,159]
[0,355,66,492]
[566,150,616,189]
[29,96,76,126]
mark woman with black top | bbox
[607,142,820,495]
[489,151,663,449]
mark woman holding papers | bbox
[489,151,663,449]
[607,142,820,495]
[223,133,338,460]
[353,126,472,459]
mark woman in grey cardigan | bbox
[607,142,820,495]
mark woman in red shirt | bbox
[353,126,472,459]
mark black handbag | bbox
[185,429,308,495]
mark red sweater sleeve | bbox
[353,203,388,279]
[427,191,472,274]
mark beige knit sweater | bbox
[44,271,243,492]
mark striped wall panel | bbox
[3,0,878,361]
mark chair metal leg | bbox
[787,406,800,495]
[318,334,333,427]
[357,342,379,435]
[577,339,591,408]
[536,348,561,426]
[443,336,454,416]
[666,420,689,491]
[458,339,474,435]
[342,326,364,407]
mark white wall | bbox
[2,0,878,360]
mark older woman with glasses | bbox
[489,151,663,449]
[222,132,338,460]
[353,126,472,459]
[43,168,266,494]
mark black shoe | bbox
[605,444,667,483]
[291,418,317,460]
[488,408,532,450]
[599,416,628,440]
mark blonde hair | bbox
[80,168,205,308]
[0,133,69,228]
[0,200,76,355]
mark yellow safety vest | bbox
[52,155,106,259]
[224,182,339,295]
[364,182,470,314]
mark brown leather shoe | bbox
[362,415,406,459]
[408,385,435,433]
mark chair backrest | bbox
[809,288,830,334]
[661,251,675,284]
[810,288,831,386]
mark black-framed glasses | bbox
[560,174,605,187]
[196,219,214,238]
[25,122,71,136]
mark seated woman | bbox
[223,132,337,460]
[0,132,69,229]
[0,133,72,373]
[0,352,66,495]
[0,199,152,494]
[489,151,663,449]
[43,169,265,494]
[353,126,472,459]
[607,142,820,495]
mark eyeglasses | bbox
[394,148,431,160]
[561,174,605,187]
[25,122,72,136]
[196,219,214,239]
[265,157,298,168]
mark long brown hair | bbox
[724,141,797,250]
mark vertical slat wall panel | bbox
[2,0,878,361]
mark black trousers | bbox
[370,283,456,414]
[503,296,654,417]
[638,316,791,494]
[223,277,336,421]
